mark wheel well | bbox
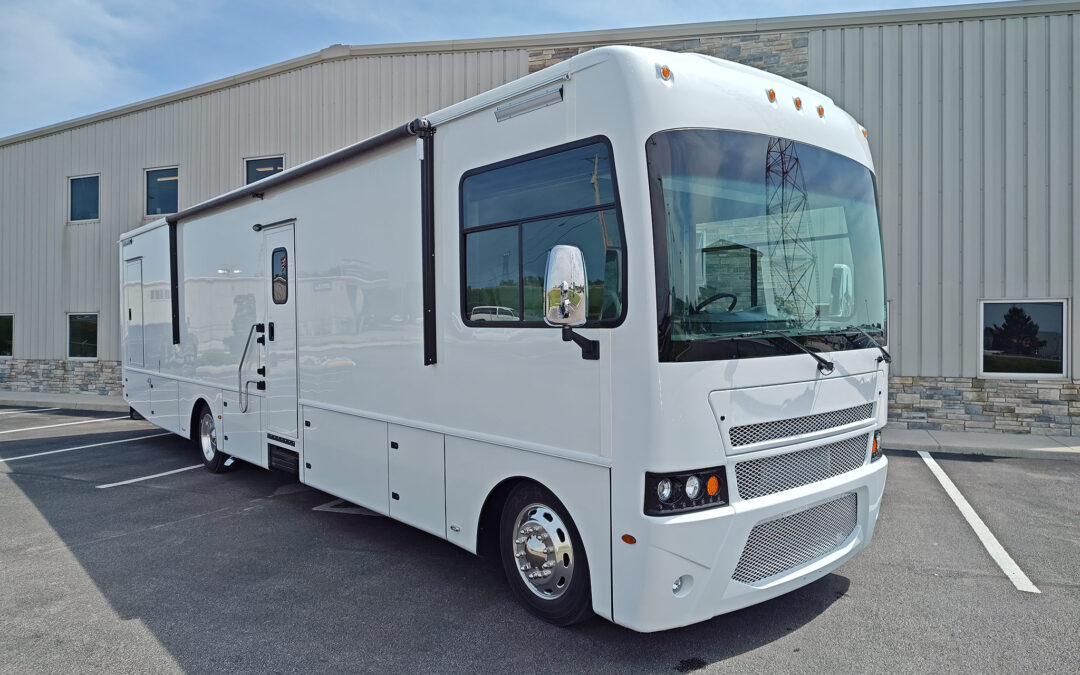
[476,477,529,558]
[188,398,210,441]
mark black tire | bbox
[499,482,593,626]
[194,403,229,473]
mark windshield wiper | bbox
[831,325,892,364]
[736,329,835,375]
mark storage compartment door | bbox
[302,408,389,515]
[149,376,181,434]
[124,259,145,367]
[388,425,445,538]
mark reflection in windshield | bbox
[647,129,887,362]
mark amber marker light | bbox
[817,104,825,117]
[706,475,720,497]
[622,534,637,545]
[766,88,776,103]
[793,96,803,110]
[872,436,878,454]
[861,126,869,138]
[660,65,672,80]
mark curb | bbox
[882,429,1080,462]
[0,394,129,414]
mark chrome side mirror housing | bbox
[543,245,588,327]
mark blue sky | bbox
[0,0,996,139]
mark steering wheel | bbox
[694,292,738,313]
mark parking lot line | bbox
[95,465,202,489]
[918,450,1041,594]
[0,407,61,416]
[0,416,128,435]
[0,433,172,463]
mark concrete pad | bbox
[882,427,1080,461]
[0,391,127,413]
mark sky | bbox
[0,0,1000,139]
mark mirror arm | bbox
[562,326,599,360]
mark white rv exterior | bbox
[120,46,889,632]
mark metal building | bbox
[1,0,1077,434]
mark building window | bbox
[146,167,178,216]
[0,315,12,357]
[69,175,99,221]
[980,300,1067,377]
[68,313,98,359]
[246,156,284,184]
[460,137,626,326]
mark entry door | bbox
[262,226,298,438]
[124,259,145,367]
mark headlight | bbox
[685,475,702,500]
[644,466,727,516]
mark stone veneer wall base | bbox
[888,376,1080,436]
[0,359,122,396]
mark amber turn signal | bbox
[622,534,637,545]
[706,475,720,496]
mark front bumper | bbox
[611,455,888,632]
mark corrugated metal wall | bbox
[0,49,528,361]
[809,10,1079,377]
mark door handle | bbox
[268,322,275,342]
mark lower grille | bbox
[732,492,858,585]
[735,434,869,500]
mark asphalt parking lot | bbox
[1,406,1078,674]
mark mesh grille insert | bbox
[735,434,869,500]
[729,403,875,447]
[732,492,858,585]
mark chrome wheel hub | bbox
[199,413,217,462]
[512,503,575,600]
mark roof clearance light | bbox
[660,65,673,81]
[817,105,825,117]
[766,88,776,103]
[861,126,869,138]
[793,97,803,110]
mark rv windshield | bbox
[646,129,886,362]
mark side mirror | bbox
[543,245,588,327]
[830,263,854,318]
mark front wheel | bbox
[499,483,593,626]
[195,404,229,473]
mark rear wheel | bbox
[499,483,593,626]
[195,404,228,473]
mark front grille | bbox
[728,403,875,447]
[732,492,858,584]
[735,434,869,500]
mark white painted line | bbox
[918,451,1041,594]
[0,416,128,435]
[0,432,172,462]
[96,464,202,489]
[0,407,61,416]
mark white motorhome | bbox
[120,46,890,632]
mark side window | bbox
[0,314,12,357]
[246,156,284,185]
[69,175,100,221]
[68,313,98,359]
[146,167,179,216]
[272,248,288,304]
[460,138,625,326]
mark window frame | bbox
[66,312,99,361]
[144,165,179,217]
[244,154,286,185]
[0,314,12,358]
[977,298,1068,379]
[458,135,628,329]
[68,173,101,223]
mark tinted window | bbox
[272,248,288,304]
[146,168,178,215]
[982,301,1065,375]
[0,315,11,356]
[70,176,99,221]
[247,157,284,185]
[68,314,97,358]
[462,142,615,229]
[461,139,625,326]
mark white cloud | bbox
[0,0,177,138]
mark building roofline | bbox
[1,0,1073,148]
